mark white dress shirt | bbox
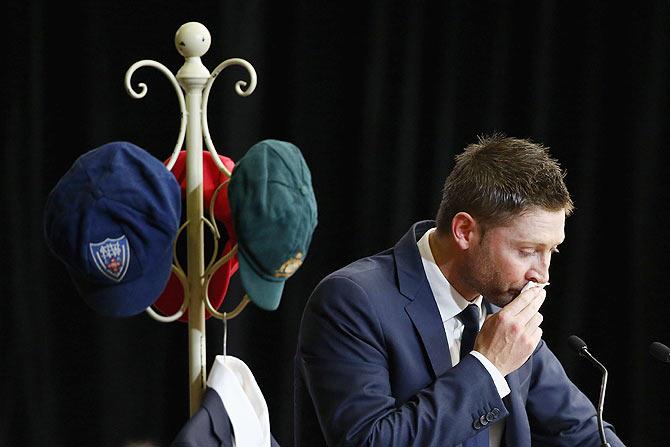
[207,355,272,447]
[417,228,509,447]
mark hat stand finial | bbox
[175,22,211,80]
[123,21,258,416]
[175,22,211,58]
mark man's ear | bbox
[451,212,478,250]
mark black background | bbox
[3,1,670,446]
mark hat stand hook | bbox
[124,61,187,171]
[204,180,251,322]
[202,58,257,177]
[145,220,190,322]
[124,21,258,416]
[203,183,250,321]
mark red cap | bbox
[153,151,238,322]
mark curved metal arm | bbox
[202,216,221,272]
[145,264,189,322]
[203,244,251,321]
[124,60,187,171]
[202,58,257,177]
[207,181,230,241]
[205,243,237,283]
[172,220,190,274]
[207,294,251,321]
[143,213,228,323]
[144,221,190,322]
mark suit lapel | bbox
[405,281,453,377]
[202,387,234,445]
[396,221,453,378]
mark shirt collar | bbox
[417,227,483,323]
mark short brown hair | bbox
[435,133,574,233]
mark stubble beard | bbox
[462,245,517,308]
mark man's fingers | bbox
[503,286,545,315]
[526,312,543,329]
[501,288,546,325]
[515,291,546,324]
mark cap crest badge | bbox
[90,236,130,282]
[275,252,303,278]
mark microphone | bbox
[649,341,670,362]
[567,335,611,447]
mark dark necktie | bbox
[458,304,489,447]
[459,304,480,359]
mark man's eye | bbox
[519,250,534,257]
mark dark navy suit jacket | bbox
[294,221,624,446]
[171,387,280,447]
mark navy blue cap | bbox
[229,139,318,311]
[43,141,181,317]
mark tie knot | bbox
[458,304,480,330]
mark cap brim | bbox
[68,246,173,318]
[237,250,284,311]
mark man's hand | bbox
[473,287,546,376]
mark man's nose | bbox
[528,253,551,284]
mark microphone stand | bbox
[577,348,611,447]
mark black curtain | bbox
[3,1,670,446]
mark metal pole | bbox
[174,22,212,416]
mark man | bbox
[294,135,625,446]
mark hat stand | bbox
[124,22,256,416]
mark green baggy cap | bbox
[229,139,318,310]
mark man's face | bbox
[460,207,566,307]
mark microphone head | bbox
[568,335,588,353]
[649,342,670,363]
